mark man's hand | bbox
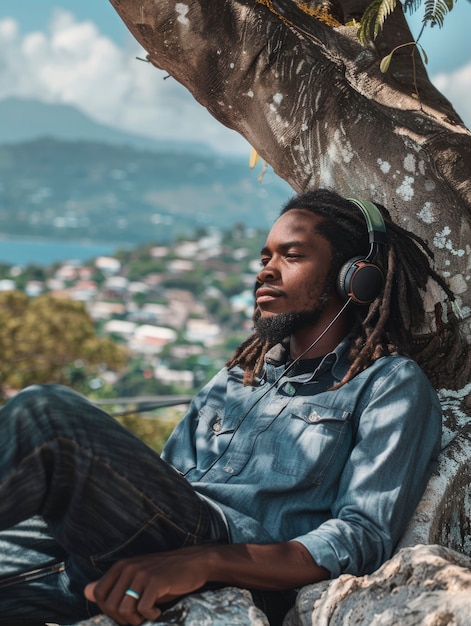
[84,542,330,626]
[84,546,211,626]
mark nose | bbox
[256,261,279,285]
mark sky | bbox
[1,1,470,156]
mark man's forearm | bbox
[204,540,330,590]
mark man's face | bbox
[254,209,336,341]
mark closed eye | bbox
[283,251,305,262]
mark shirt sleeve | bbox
[291,358,442,577]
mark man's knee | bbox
[1,384,93,432]
[6,384,73,412]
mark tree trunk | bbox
[107,0,470,344]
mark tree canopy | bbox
[0,291,127,397]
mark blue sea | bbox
[0,237,123,267]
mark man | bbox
[0,190,457,626]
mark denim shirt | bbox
[162,338,442,578]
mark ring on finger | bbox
[124,588,140,600]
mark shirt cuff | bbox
[290,533,343,579]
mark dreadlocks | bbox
[226,189,470,389]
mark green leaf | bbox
[403,0,423,13]
[380,53,393,72]
[423,0,454,27]
[358,0,398,44]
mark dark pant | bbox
[0,384,228,623]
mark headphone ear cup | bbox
[337,256,384,305]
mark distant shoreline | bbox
[0,236,129,267]
[0,232,124,245]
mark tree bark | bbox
[108,0,471,353]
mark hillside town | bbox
[0,225,264,397]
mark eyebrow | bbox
[260,241,309,255]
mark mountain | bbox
[0,136,292,245]
[0,97,212,155]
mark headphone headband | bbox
[336,198,388,305]
[347,198,388,261]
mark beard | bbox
[253,308,325,345]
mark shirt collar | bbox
[264,337,351,384]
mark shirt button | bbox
[308,413,319,422]
[223,466,234,474]
[212,421,222,432]
[284,383,296,396]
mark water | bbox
[0,237,123,267]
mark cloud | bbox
[0,11,249,154]
[432,62,471,128]
[0,10,469,156]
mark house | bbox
[95,256,121,274]
[129,324,177,354]
[185,318,221,345]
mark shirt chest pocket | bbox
[195,404,243,459]
[273,402,352,485]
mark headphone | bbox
[336,199,388,305]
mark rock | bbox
[397,384,471,555]
[73,587,269,625]
[284,544,471,625]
